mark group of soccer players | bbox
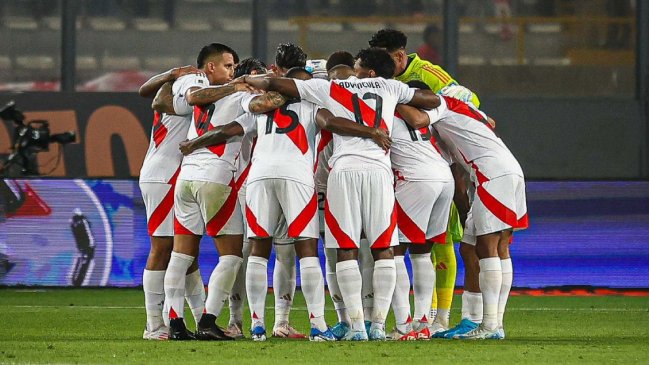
[137,28,528,342]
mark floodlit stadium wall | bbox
[1,179,648,288]
[0,93,647,179]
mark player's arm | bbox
[451,163,470,227]
[178,121,245,155]
[151,82,176,115]
[139,65,202,98]
[406,89,441,110]
[185,82,255,106]
[396,104,431,130]
[247,91,288,113]
[315,108,391,152]
[242,75,300,98]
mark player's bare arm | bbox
[138,65,203,98]
[396,104,431,129]
[178,121,244,155]
[185,82,254,106]
[450,163,470,227]
[248,91,288,113]
[242,75,300,98]
[407,89,441,110]
[151,82,176,115]
[315,108,392,152]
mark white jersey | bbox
[179,91,255,185]
[425,96,523,184]
[390,112,452,182]
[295,77,415,174]
[235,99,321,187]
[139,74,208,183]
[314,129,333,191]
[234,132,256,191]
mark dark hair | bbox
[406,80,431,90]
[197,43,239,68]
[368,29,408,52]
[423,24,440,40]
[355,48,396,78]
[285,67,312,80]
[326,50,355,71]
[275,43,307,69]
[234,57,267,78]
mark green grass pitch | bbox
[1,288,648,364]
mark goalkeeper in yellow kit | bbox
[369,29,478,335]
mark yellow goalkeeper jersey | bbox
[395,53,480,108]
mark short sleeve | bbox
[386,79,415,104]
[240,93,257,114]
[234,113,257,134]
[294,79,331,107]
[172,74,208,115]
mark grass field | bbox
[2,289,648,364]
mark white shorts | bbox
[140,181,176,237]
[324,168,398,249]
[245,179,318,240]
[240,181,293,244]
[174,178,243,237]
[395,180,454,244]
[463,174,528,244]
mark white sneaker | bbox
[143,324,169,341]
[368,327,386,341]
[497,327,506,339]
[272,322,307,339]
[428,321,448,336]
[454,325,502,340]
[225,322,244,339]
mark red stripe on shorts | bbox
[396,201,426,243]
[288,192,318,238]
[324,199,356,249]
[372,204,397,249]
[476,184,519,229]
[206,180,238,236]
[427,231,447,244]
[147,167,180,236]
[246,204,269,237]
[173,216,194,235]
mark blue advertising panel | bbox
[1,179,648,288]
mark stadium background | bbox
[0,0,648,289]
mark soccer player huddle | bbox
[137,28,528,342]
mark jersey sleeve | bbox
[234,113,257,134]
[385,79,415,104]
[240,93,257,114]
[294,79,331,107]
[172,74,208,116]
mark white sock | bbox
[391,255,411,333]
[229,240,250,326]
[300,257,327,331]
[411,253,435,326]
[499,258,513,329]
[143,269,165,330]
[246,255,268,328]
[184,269,205,328]
[205,255,243,318]
[325,247,350,324]
[336,259,364,332]
[479,257,502,331]
[273,244,296,326]
[462,291,483,323]
[371,259,396,330]
[164,252,194,323]
[359,240,374,322]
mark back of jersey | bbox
[427,96,523,183]
[295,76,414,174]
[247,99,320,187]
[180,91,253,184]
[140,74,208,183]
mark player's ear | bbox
[369,69,377,78]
